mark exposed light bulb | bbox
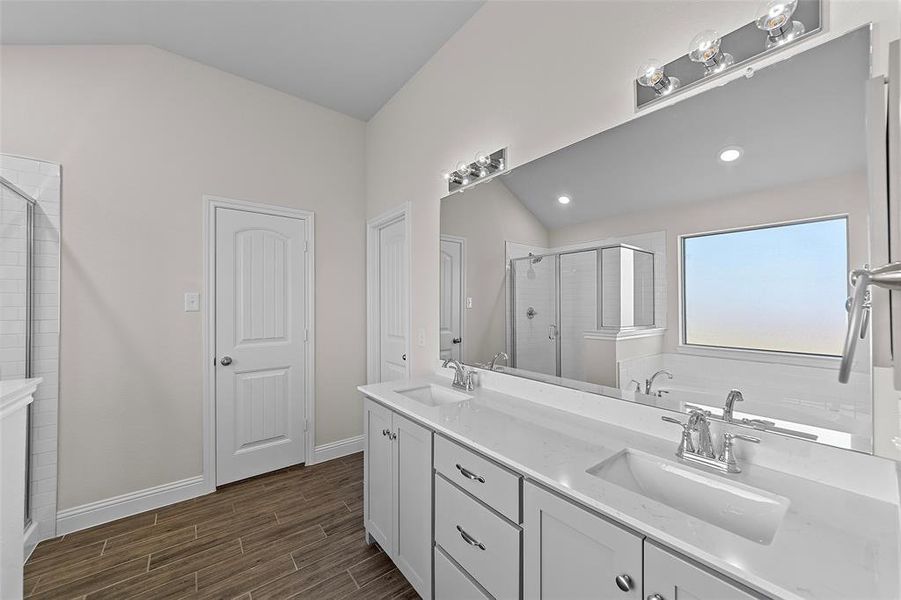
[756,0,805,48]
[479,168,488,178]
[455,161,471,177]
[475,152,491,168]
[442,171,452,181]
[636,59,679,96]
[688,30,734,76]
[461,177,470,185]
[557,195,571,205]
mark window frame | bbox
[678,214,850,361]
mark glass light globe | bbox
[688,30,734,75]
[756,0,805,48]
[636,59,679,96]
[475,152,491,168]
[455,161,471,177]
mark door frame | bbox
[439,234,466,363]
[366,202,412,384]
[202,194,316,492]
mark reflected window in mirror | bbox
[681,217,848,357]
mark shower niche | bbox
[509,243,657,383]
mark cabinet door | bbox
[644,542,763,600]
[364,398,394,552]
[524,482,643,600]
[393,413,433,599]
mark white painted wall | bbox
[1,46,367,510]
[365,1,901,457]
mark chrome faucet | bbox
[662,409,760,473]
[723,389,744,422]
[488,352,509,371]
[442,358,476,391]
[645,369,673,396]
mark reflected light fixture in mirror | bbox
[718,146,743,163]
[636,59,680,96]
[688,30,734,76]
[756,0,806,49]
[557,195,571,205]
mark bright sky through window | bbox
[682,218,848,356]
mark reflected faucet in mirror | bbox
[723,389,744,421]
[645,370,673,397]
[489,352,509,371]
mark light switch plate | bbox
[417,328,426,347]
[184,292,200,312]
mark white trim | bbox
[23,521,38,562]
[675,344,842,369]
[202,195,316,489]
[312,435,365,464]
[439,234,466,362]
[366,202,413,384]
[56,476,207,536]
[584,327,666,341]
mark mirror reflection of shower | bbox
[510,244,655,380]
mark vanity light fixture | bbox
[444,148,508,193]
[636,59,680,96]
[688,30,734,76]
[756,0,806,49]
[557,195,571,205]
[718,146,743,163]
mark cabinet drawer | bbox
[435,545,491,600]
[434,434,521,522]
[435,475,520,600]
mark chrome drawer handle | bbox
[456,525,486,550]
[455,463,485,483]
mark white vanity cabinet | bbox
[363,398,433,599]
[644,542,763,600]
[524,481,643,600]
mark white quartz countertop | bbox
[358,375,900,600]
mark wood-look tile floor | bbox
[24,453,419,600]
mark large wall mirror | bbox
[440,26,883,453]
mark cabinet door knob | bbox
[220,356,233,366]
[615,574,633,592]
[647,595,665,600]
[382,429,389,437]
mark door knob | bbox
[452,337,462,344]
[615,574,633,592]
[220,356,233,366]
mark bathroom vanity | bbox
[359,372,900,600]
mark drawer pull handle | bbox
[456,525,486,550]
[455,464,485,483]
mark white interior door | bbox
[439,237,463,361]
[215,207,307,485]
[378,218,408,381]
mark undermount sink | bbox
[395,384,472,407]
[587,449,790,545]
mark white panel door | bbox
[644,542,760,600]
[215,207,307,485]
[524,481,643,600]
[393,413,433,599]
[379,219,408,381]
[439,237,463,361]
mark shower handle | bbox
[548,324,558,340]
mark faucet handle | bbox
[724,432,760,444]
[661,415,685,426]
[662,415,694,456]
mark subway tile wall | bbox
[0,153,60,553]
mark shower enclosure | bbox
[509,244,654,380]
[0,175,35,526]
[1,155,61,551]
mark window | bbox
[681,217,848,357]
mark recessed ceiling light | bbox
[719,146,743,163]
[557,195,571,205]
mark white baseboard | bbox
[23,522,39,561]
[56,475,208,536]
[311,434,364,464]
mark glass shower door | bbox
[559,251,598,380]
[511,255,557,376]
